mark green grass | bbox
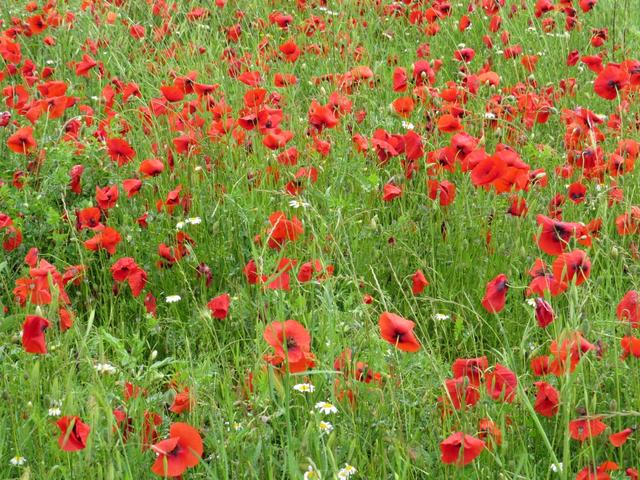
[1,0,640,478]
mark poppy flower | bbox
[84,226,122,255]
[616,291,639,327]
[621,336,640,360]
[609,428,634,447]
[110,257,147,297]
[552,249,591,286]
[594,64,629,100]
[207,294,230,319]
[151,422,203,477]
[106,138,136,166]
[440,432,485,466]
[411,269,429,295]
[534,298,555,328]
[481,274,508,313]
[452,357,488,386]
[485,364,517,402]
[169,388,193,414]
[22,315,50,354]
[569,417,607,442]
[478,418,503,448]
[441,377,480,410]
[382,183,402,202]
[576,461,619,480]
[437,114,462,133]
[139,158,165,177]
[378,312,421,352]
[57,416,90,451]
[535,215,578,255]
[533,381,559,417]
[7,126,36,154]
[263,320,315,373]
[266,212,303,249]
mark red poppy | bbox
[594,64,629,100]
[576,461,619,480]
[481,274,508,313]
[441,377,480,410]
[84,226,122,255]
[266,212,303,249]
[533,381,559,417]
[621,336,640,360]
[151,422,203,477]
[110,257,147,297]
[207,294,230,319]
[382,183,402,202]
[139,158,165,177]
[7,126,36,154]
[411,269,429,295]
[552,249,591,286]
[616,291,639,327]
[536,214,578,255]
[534,298,555,328]
[378,312,421,352]
[57,416,91,451]
[263,320,315,373]
[22,315,50,354]
[609,428,634,447]
[569,417,607,442]
[485,364,517,402]
[452,357,488,386]
[169,388,193,414]
[106,138,136,166]
[440,432,485,466]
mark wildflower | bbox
[9,456,26,466]
[165,295,181,303]
[48,407,62,417]
[433,313,450,321]
[315,401,338,415]
[289,199,310,209]
[550,463,563,473]
[185,217,201,225]
[150,422,203,477]
[293,383,315,393]
[303,466,320,479]
[94,363,117,374]
[319,421,333,434]
[338,464,357,478]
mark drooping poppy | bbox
[378,312,421,352]
[609,428,634,447]
[534,298,555,328]
[411,270,429,295]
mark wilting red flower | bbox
[481,274,508,313]
[617,291,639,327]
[609,428,634,447]
[533,381,559,417]
[378,312,421,352]
[569,417,607,442]
[552,249,591,286]
[263,320,315,373]
[485,364,517,402]
[534,298,555,328]
[207,294,230,319]
[411,269,429,295]
[57,416,90,451]
[150,422,203,477]
[22,315,50,354]
[440,432,485,466]
[7,126,36,154]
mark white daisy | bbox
[338,464,357,478]
[293,383,315,393]
[9,456,26,466]
[165,295,181,303]
[318,421,333,434]
[315,401,338,415]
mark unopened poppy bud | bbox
[150,350,158,361]
[611,246,619,257]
